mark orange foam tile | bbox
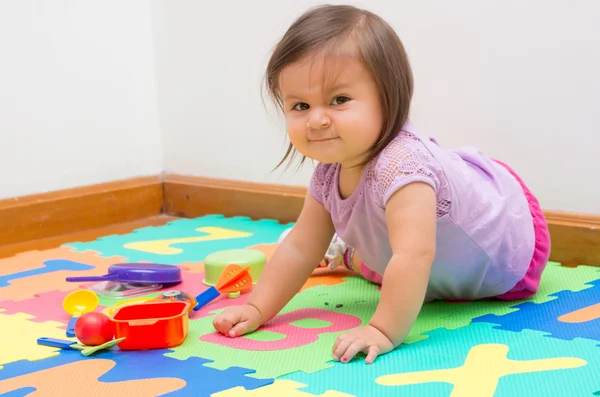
[301,267,357,291]
[0,246,123,276]
[0,248,125,301]
[0,359,185,396]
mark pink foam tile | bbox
[0,289,107,328]
[200,308,362,350]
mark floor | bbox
[0,215,179,260]
[1,214,600,396]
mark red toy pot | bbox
[109,301,189,350]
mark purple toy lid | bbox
[65,263,182,285]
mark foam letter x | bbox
[376,343,585,397]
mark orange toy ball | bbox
[75,312,115,346]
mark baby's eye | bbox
[331,96,350,106]
[292,102,310,111]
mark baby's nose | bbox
[306,108,330,130]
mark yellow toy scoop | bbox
[62,290,99,337]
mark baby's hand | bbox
[332,325,394,364]
[212,304,262,337]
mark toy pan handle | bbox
[65,274,119,282]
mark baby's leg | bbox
[350,249,383,285]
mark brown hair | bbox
[265,4,414,170]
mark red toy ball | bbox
[75,312,115,346]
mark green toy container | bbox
[203,249,266,286]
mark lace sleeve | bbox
[369,133,451,217]
[309,162,337,206]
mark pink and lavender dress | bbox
[310,121,550,302]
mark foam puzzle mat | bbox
[1,214,600,396]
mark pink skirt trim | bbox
[492,160,551,300]
[360,262,383,285]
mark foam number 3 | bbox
[123,227,252,255]
[201,308,362,350]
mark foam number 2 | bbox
[201,308,362,350]
[123,227,252,255]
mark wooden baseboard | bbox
[2,173,599,267]
[162,173,600,267]
[0,176,163,246]
[163,173,305,224]
[543,211,600,267]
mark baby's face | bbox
[278,53,383,168]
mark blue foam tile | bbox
[96,350,274,396]
[0,388,36,397]
[0,260,94,287]
[473,279,600,341]
[0,348,273,397]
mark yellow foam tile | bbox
[0,359,185,396]
[0,309,71,369]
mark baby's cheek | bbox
[286,121,306,142]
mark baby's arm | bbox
[370,181,437,345]
[246,191,335,321]
[213,190,335,336]
[332,181,436,363]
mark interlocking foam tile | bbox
[0,309,74,369]
[213,380,355,397]
[0,388,35,396]
[0,247,93,276]
[0,348,273,396]
[403,261,600,343]
[281,322,600,397]
[301,267,357,291]
[200,308,362,350]
[166,277,379,379]
[64,215,292,264]
[472,278,600,341]
[0,290,83,327]
[0,248,124,301]
[5,216,600,396]
[529,262,600,304]
[96,350,273,396]
[0,356,185,396]
[0,259,94,287]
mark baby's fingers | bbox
[365,345,381,364]
[340,339,368,363]
[213,315,234,335]
[213,310,242,335]
[332,336,353,362]
[228,321,248,337]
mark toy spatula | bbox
[37,337,126,356]
[193,264,253,311]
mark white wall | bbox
[1,1,598,214]
[0,1,162,199]
[151,0,600,214]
